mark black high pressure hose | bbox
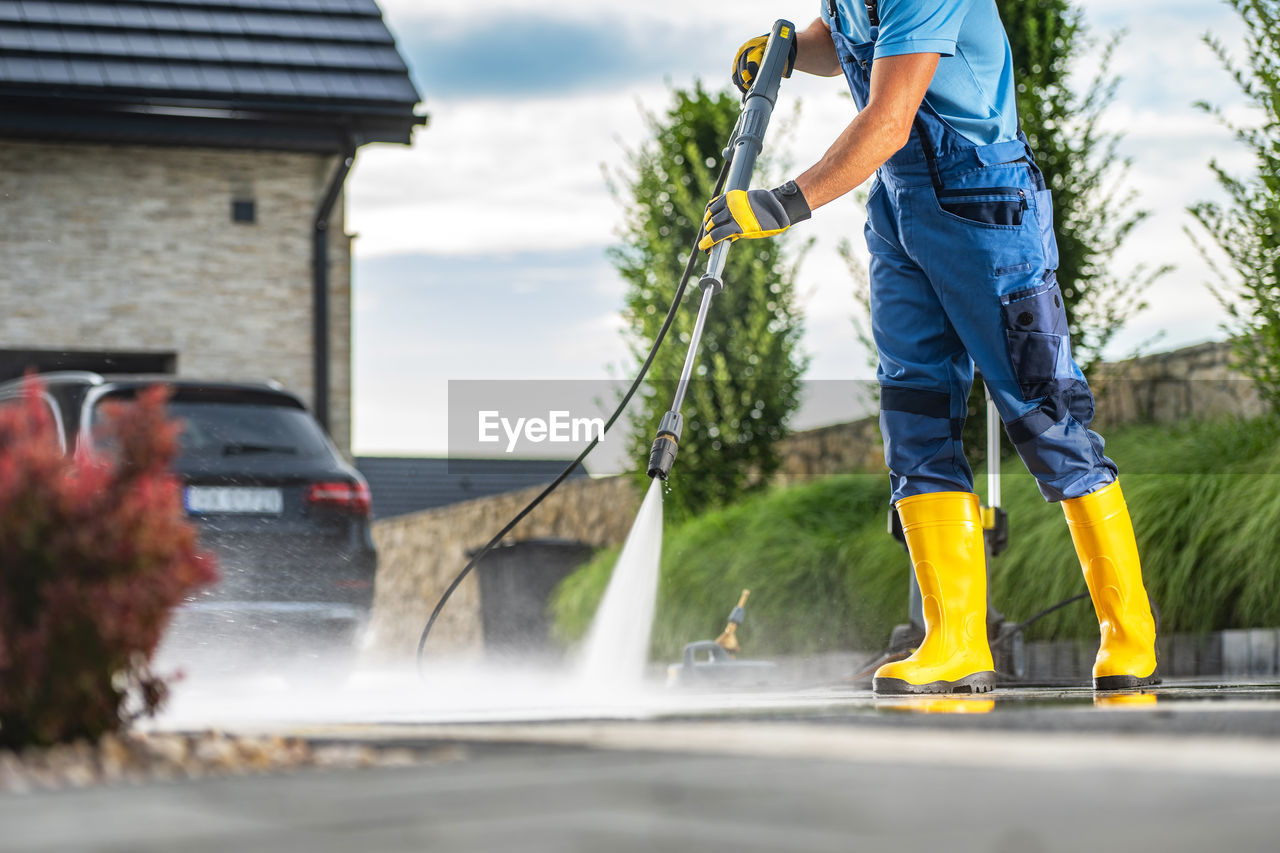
[413,150,737,678]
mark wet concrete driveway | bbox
[6,678,1280,851]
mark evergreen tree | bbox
[1189,0,1280,413]
[611,84,806,520]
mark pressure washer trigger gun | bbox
[714,589,751,658]
[645,18,796,483]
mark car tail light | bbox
[306,480,371,517]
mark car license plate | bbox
[185,486,283,515]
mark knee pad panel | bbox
[881,386,973,497]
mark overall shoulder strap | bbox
[827,0,879,29]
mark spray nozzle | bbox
[647,411,683,480]
[714,589,751,657]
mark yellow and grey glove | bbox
[699,181,811,251]
[732,33,797,94]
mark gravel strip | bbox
[0,731,465,794]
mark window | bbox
[90,395,331,464]
[0,349,177,384]
[232,199,256,224]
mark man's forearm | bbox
[794,52,940,211]
[794,108,909,210]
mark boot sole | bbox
[1093,594,1162,692]
[1095,673,1160,691]
[873,671,996,696]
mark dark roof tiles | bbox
[356,458,590,522]
[0,0,419,115]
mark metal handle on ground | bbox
[647,19,796,480]
[986,384,1000,508]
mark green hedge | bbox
[550,416,1280,661]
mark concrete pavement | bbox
[5,679,1280,852]
[3,734,1278,852]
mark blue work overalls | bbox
[827,0,1117,503]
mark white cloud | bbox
[348,92,647,256]
[352,0,1267,455]
[348,8,862,256]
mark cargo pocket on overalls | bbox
[1002,274,1070,400]
[936,187,1028,227]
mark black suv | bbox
[0,372,378,670]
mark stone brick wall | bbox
[1091,340,1262,428]
[773,340,1261,484]
[368,475,640,661]
[773,417,884,485]
[0,139,353,452]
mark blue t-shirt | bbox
[821,0,1019,146]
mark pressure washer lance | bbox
[647,18,797,482]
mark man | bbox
[703,0,1157,695]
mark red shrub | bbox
[0,378,217,748]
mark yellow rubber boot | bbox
[873,492,996,695]
[1062,480,1159,690]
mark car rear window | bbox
[0,392,66,453]
[91,397,332,462]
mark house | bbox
[0,0,424,453]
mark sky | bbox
[347,0,1251,472]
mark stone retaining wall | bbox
[367,475,639,661]
[773,417,884,486]
[1091,340,1262,427]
